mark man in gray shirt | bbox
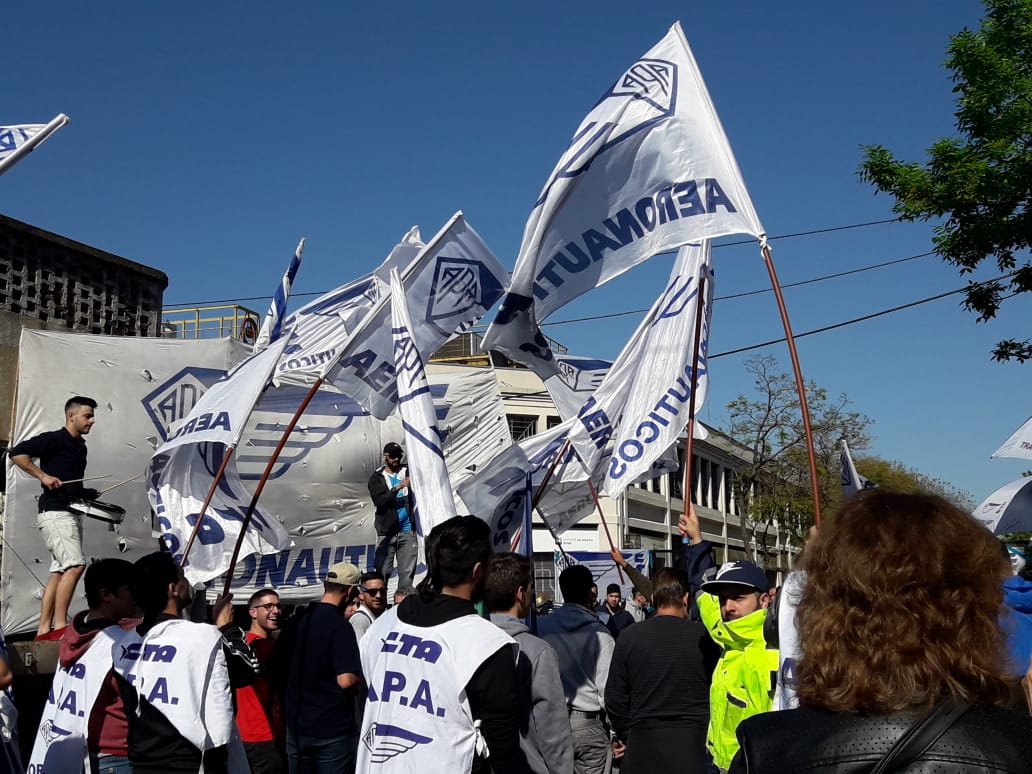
[485,553,574,774]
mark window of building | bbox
[506,414,538,441]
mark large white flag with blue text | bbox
[146,337,293,583]
[0,114,69,176]
[992,416,1032,461]
[326,212,507,419]
[272,227,424,387]
[254,238,305,352]
[567,241,713,496]
[149,444,291,585]
[482,22,762,378]
[390,268,458,535]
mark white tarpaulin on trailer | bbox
[2,331,511,633]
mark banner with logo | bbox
[3,330,247,633]
[482,22,763,379]
[2,331,511,633]
[390,268,457,535]
[327,213,508,419]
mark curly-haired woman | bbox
[729,491,1032,773]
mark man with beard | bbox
[368,442,417,589]
[237,589,286,773]
[349,571,387,642]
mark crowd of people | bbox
[9,404,1032,772]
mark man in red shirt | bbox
[237,588,286,773]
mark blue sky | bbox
[4,1,1029,503]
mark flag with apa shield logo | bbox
[326,212,507,420]
[482,22,763,379]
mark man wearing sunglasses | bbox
[368,442,418,590]
[237,589,286,773]
[350,571,387,643]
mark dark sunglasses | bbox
[251,602,282,611]
[361,586,387,595]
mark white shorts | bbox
[37,510,85,573]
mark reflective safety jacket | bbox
[698,594,778,770]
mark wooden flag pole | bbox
[587,478,624,584]
[761,242,822,526]
[221,377,324,597]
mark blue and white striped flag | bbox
[254,238,305,352]
[0,114,69,177]
[390,268,457,535]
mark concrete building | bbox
[0,214,168,444]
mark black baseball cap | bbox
[383,442,403,458]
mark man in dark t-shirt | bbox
[277,562,363,773]
[9,395,99,638]
[605,568,719,774]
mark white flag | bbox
[158,336,290,452]
[0,114,69,176]
[482,22,763,378]
[327,212,507,419]
[839,439,876,499]
[992,416,1032,460]
[565,242,713,496]
[272,227,424,387]
[390,268,457,535]
[254,238,305,352]
[544,355,612,420]
[147,337,293,583]
[148,444,292,585]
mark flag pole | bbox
[221,377,324,597]
[527,439,573,564]
[681,273,708,524]
[0,114,69,177]
[761,241,822,526]
[587,478,624,584]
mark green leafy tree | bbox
[725,356,974,552]
[852,456,974,511]
[859,0,1032,361]
[725,355,873,546]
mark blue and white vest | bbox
[358,605,516,772]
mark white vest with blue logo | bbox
[357,605,516,772]
[111,618,247,772]
[28,624,124,774]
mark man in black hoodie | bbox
[112,552,257,773]
[357,515,529,773]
